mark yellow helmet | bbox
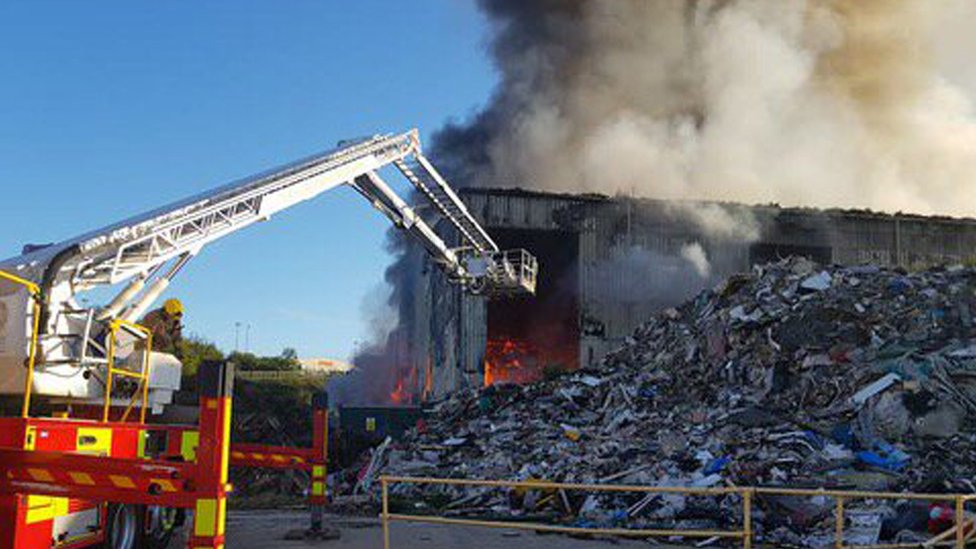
[163,298,184,317]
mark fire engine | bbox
[0,129,537,548]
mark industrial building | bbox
[403,188,976,399]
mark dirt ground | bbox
[222,510,695,548]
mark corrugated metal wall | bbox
[413,190,976,396]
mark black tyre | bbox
[104,504,142,549]
[143,506,186,549]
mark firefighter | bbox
[140,298,184,355]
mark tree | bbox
[228,349,301,371]
[177,337,225,378]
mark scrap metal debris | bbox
[369,258,976,546]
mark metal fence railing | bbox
[380,476,976,549]
[754,487,976,549]
[380,476,753,549]
[236,370,334,382]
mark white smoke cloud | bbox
[440,0,976,221]
[681,242,711,278]
[670,202,760,242]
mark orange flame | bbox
[389,364,418,405]
[484,338,553,386]
[390,378,409,405]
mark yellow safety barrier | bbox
[0,269,42,419]
[380,477,976,549]
[754,487,976,549]
[380,476,753,549]
[103,319,153,423]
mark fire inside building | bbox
[395,188,976,402]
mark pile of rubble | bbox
[372,258,976,545]
[228,381,314,503]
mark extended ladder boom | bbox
[1,129,536,332]
[0,129,538,401]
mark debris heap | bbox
[375,258,976,544]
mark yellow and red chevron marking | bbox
[230,443,314,471]
[0,447,198,509]
[20,465,180,493]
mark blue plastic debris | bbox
[704,456,732,475]
[856,443,910,472]
[831,424,855,448]
[638,386,657,399]
[888,277,913,294]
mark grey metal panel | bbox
[423,189,976,397]
[823,213,976,267]
[461,292,487,378]
[461,190,601,232]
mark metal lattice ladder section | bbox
[394,155,498,254]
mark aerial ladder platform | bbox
[0,129,537,548]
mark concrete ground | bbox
[223,510,695,549]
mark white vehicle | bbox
[0,129,537,409]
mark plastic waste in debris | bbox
[366,257,976,545]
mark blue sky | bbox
[0,1,495,358]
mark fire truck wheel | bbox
[104,504,143,549]
[143,506,186,548]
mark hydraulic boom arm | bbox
[0,129,537,399]
[2,129,535,324]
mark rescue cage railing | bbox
[491,248,538,295]
[103,318,153,423]
[1,268,155,424]
[379,477,976,549]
